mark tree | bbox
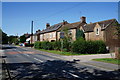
[8,35,19,44]
[20,35,26,43]
[61,27,72,52]
[76,28,85,40]
[0,29,8,44]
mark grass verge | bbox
[93,58,120,65]
[36,49,99,56]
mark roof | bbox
[83,19,116,32]
[36,22,68,34]
[59,21,86,31]
[24,33,31,38]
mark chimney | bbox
[38,29,41,32]
[36,31,38,33]
[63,20,67,25]
[46,23,50,29]
[80,16,86,23]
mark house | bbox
[31,16,120,51]
[80,18,120,51]
[24,33,31,43]
[59,16,120,51]
[57,16,87,41]
[30,30,41,44]
[38,21,68,42]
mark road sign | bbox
[60,32,64,39]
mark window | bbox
[68,30,72,35]
[96,28,99,35]
[53,33,56,37]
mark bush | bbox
[72,38,86,53]
[94,40,107,53]
[25,43,34,47]
[72,38,107,54]
[40,41,54,50]
[34,41,41,49]
[63,37,72,52]
[53,41,61,50]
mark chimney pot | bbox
[80,16,86,23]
[63,20,67,25]
[38,29,40,32]
[46,23,50,28]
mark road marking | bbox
[34,58,43,62]
[62,70,80,78]
[24,54,30,57]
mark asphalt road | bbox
[2,45,120,80]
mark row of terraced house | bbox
[27,16,120,51]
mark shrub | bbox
[72,38,107,54]
[54,41,61,50]
[25,43,34,47]
[40,41,54,50]
[34,41,41,49]
[63,37,72,52]
[95,40,107,53]
[85,41,96,54]
[72,38,86,53]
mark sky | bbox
[2,2,119,36]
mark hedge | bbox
[72,38,107,54]
[34,39,107,54]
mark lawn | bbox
[36,49,99,56]
[93,58,120,65]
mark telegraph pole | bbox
[31,21,33,44]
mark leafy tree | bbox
[20,35,26,43]
[0,29,8,44]
[61,27,72,52]
[76,28,85,40]
[8,36,18,44]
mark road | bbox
[1,45,120,80]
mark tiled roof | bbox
[36,22,68,34]
[59,21,86,31]
[83,19,116,32]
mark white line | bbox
[24,54,30,57]
[34,58,43,62]
[62,70,80,78]
[68,72,79,78]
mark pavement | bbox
[0,50,4,80]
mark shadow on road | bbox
[3,60,120,80]
[2,46,17,50]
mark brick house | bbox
[59,17,120,51]
[38,21,68,42]
[31,16,120,51]
[80,18,120,51]
[57,16,87,41]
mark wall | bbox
[40,31,56,42]
[104,22,120,51]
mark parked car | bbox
[19,43,25,46]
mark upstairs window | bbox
[96,28,99,35]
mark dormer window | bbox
[96,28,99,35]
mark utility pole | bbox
[31,21,33,44]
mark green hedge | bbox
[34,41,41,49]
[34,39,107,54]
[72,38,107,54]
[34,41,61,50]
